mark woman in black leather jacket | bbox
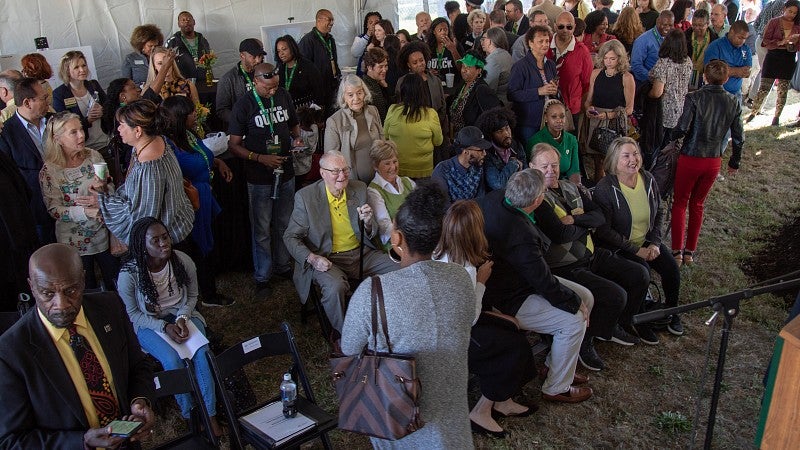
[668,60,743,267]
[593,137,682,342]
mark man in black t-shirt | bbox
[229,63,301,298]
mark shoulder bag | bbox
[329,276,424,440]
[589,107,628,155]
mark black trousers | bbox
[468,315,535,402]
[620,242,681,310]
[553,247,649,332]
[81,249,120,291]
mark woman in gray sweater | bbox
[341,183,475,449]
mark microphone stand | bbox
[632,276,800,449]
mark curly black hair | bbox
[121,216,190,312]
[475,106,517,137]
[397,40,432,74]
[394,181,448,255]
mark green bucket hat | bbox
[457,53,485,68]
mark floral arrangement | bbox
[194,102,211,138]
[198,51,217,70]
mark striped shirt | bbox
[99,136,194,244]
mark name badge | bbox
[64,167,83,183]
[134,60,145,65]
[64,97,78,108]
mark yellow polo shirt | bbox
[326,187,359,253]
[37,307,118,428]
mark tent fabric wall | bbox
[0,0,397,88]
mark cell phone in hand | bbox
[107,420,143,437]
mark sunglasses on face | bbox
[557,24,574,30]
[255,72,277,79]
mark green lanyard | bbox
[284,64,298,91]
[239,62,255,92]
[314,29,337,76]
[450,82,471,114]
[691,32,710,64]
[187,131,213,181]
[436,46,445,70]
[251,88,276,136]
[180,34,199,60]
[652,28,664,45]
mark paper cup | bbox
[445,73,455,88]
[93,162,108,180]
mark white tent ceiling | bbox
[0,0,398,87]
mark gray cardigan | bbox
[341,261,475,449]
[117,250,205,333]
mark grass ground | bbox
[145,97,800,449]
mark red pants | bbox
[671,155,721,252]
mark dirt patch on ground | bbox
[741,215,800,303]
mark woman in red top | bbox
[583,11,617,55]
[747,0,800,126]
[670,0,694,32]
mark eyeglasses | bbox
[321,167,351,176]
[254,72,277,79]
[557,24,574,30]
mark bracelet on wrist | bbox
[248,151,254,160]
[177,314,189,323]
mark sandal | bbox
[672,250,683,267]
[682,251,694,266]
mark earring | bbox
[388,246,402,263]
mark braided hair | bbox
[121,216,190,312]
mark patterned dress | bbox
[39,149,112,255]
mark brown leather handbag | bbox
[182,178,200,211]
[330,276,424,440]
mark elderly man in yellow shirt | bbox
[284,151,397,334]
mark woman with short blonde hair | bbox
[52,51,109,150]
[366,139,416,248]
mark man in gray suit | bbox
[284,151,396,332]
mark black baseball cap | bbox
[239,38,266,56]
[455,126,492,150]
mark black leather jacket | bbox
[670,84,744,169]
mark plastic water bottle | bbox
[280,372,297,418]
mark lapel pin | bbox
[104,324,112,333]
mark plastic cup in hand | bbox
[445,73,455,88]
[93,162,108,180]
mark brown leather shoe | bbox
[542,386,593,403]
[538,366,589,385]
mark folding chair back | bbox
[207,322,335,450]
[151,360,218,449]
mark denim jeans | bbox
[136,317,215,418]
[247,179,295,283]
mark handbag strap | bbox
[370,276,393,354]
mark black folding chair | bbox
[206,322,336,450]
[151,360,218,449]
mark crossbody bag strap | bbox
[372,276,393,354]
[370,276,379,352]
